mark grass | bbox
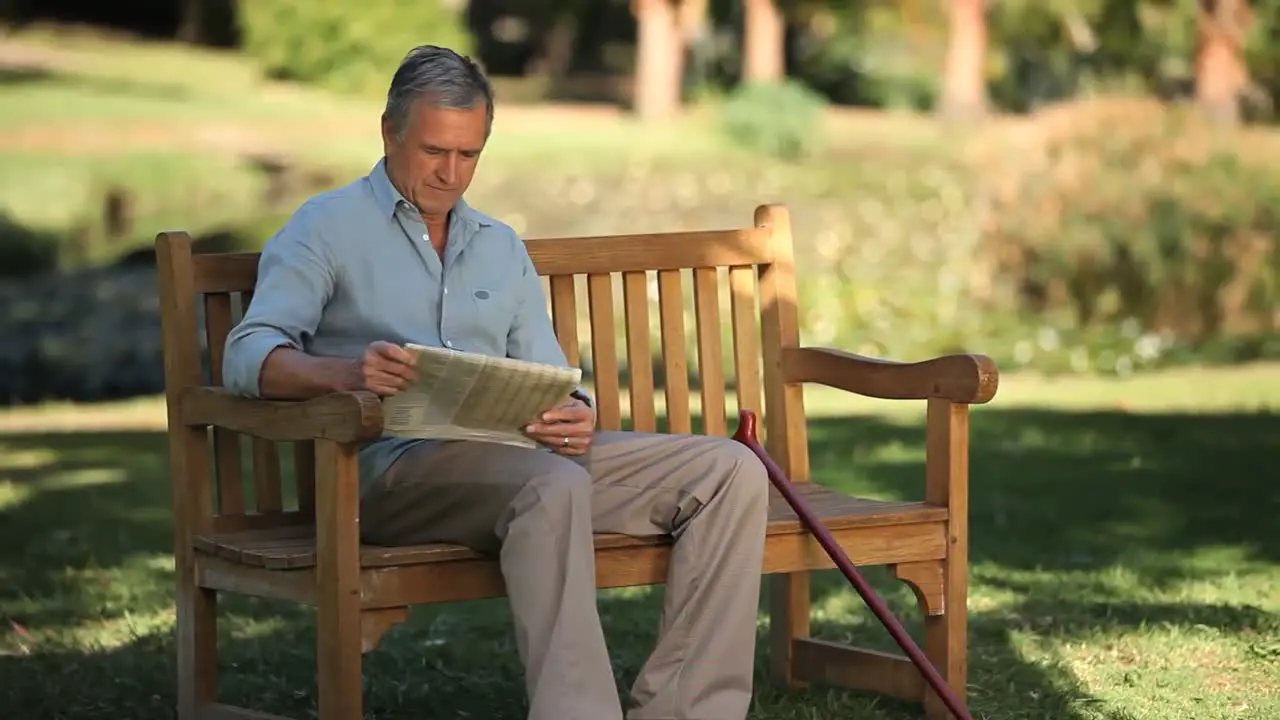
[1,364,1279,719]
[0,26,954,246]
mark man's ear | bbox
[379,114,397,148]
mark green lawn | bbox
[1,364,1278,719]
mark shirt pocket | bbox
[467,279,519,338]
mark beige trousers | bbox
[359,430,771,720]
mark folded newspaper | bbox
[380,343,584,448]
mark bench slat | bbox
[549,275,580,367]
[243,290,286,514]
[202,292,245,515]
[622,270,657,433]
[693,267,728,435]
[587,272,623,430]
[729,265,764,421]
[525,229,771,275]
[193,484,947,571]
[657,269,691,434]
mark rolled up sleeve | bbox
[505,234,594,407]
[223,206,335,397]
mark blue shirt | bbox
[222,157,584,495]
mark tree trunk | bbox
[742,0,785,83]
[1195,0,1253,127]
[525,12,579,81]
[177,0,207,44]
[939,0,988,121]
[632,0,684,120]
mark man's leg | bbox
[359,441,625,720]
[584,432,771,720]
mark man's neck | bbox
[423,211,450,258]
[421,209,451,230]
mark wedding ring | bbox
[562,436,570,448]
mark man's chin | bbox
[416,192,457,215]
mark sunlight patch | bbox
[57,610,176,651]
[600,585,654,601]
[224,615,292,641]
[0,480,33,512]
[34,467,127,491]
[811,590,863,624]
[143,555,176,572]
[0,446,59,472]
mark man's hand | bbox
[357,341,419,396]
[525,397,596,456]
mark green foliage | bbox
[977,98,1280,369]
[235,0,472,96]
[766,98,1280,376]
[719,80,829,160]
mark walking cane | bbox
[731,409,974,720]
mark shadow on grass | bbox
[2,62,193,101]
[1,406,1277,718]
[805,408,1280,575]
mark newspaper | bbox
[380,343,584,448]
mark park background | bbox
[0,1,1277,718]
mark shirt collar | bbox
[368,156,490,230]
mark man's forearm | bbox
[257,347,363,400]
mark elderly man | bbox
[223,45,769,720]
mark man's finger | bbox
[367,370,413,392]
[537,433,591,455]
[540,405,593,423]
[371,341,416,365]
[525,421,593,437]
[368,356,419,382]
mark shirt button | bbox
[444,340,454,349]
[443,287,448,294]
[422,233,429,243]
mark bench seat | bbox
[192,484,949,608]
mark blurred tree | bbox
[1195,0,1255,125]
[516,0,588,80]
[632,0,684,118]
[743,0,786,81]
[176,0,236,45]
[940,0,989,119]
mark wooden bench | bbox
[155,203,999,720]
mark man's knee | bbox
[497,456,594,536]
[705,436,770,508]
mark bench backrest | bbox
[155,203,810,531]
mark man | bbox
[223,45,769,720]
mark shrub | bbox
[235,0,473,96]
[975,98,1280,355]
[720,79,829,160]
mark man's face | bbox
[382,99,488,218]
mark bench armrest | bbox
[780,347,999,404]
[180,386,385,443]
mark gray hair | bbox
[384,45,494,140]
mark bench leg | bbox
[316,595,363,720]
[768,572,810,687]
[920,397,970,719]
[900,556,967,720]
[176,584,218,719]
[315,439,364,720]
[772,558,968,719]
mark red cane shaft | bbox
[732,410,973,720]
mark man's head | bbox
[381,45,494,220]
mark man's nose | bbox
[436,154,458,185]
